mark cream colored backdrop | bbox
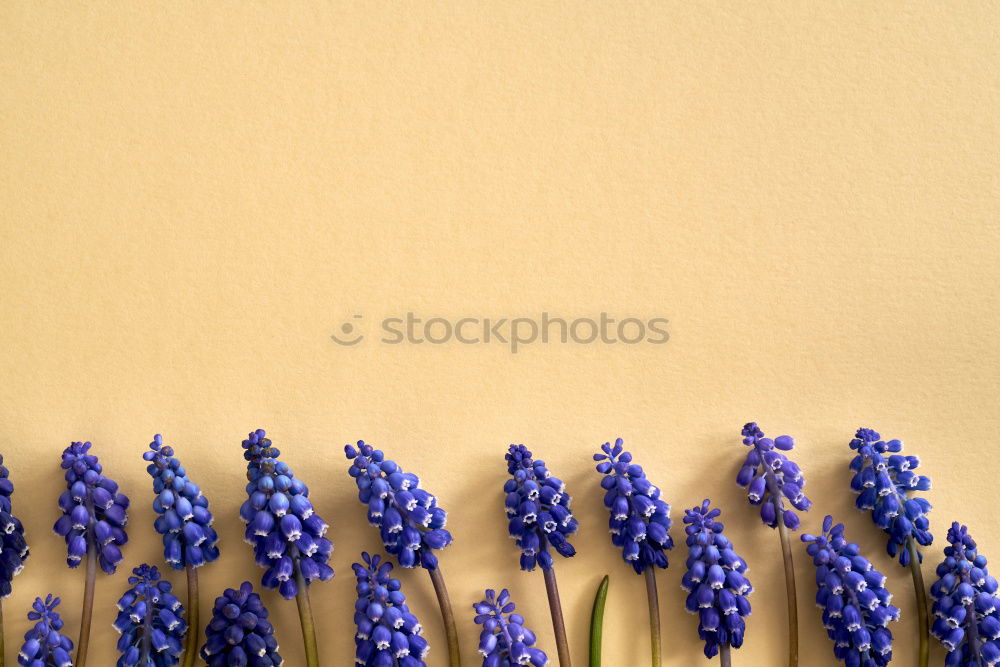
[2,3,999,666]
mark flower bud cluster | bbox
[802,516,899,666]
[594,438,672,573]
[504,445,577,571]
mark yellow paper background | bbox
[2,2,999,665]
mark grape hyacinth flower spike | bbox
[201,582,282,666]
[736,422,810,667]
[681,500,752,666]
[801,516,900,666]
[18,595,73,667]
[0,453,30,666]
[505,444,578,667]
[473,588,549,667]
[53,440,129,667]
[113,564,186,667]
[850,428,932,666]
[345,441,459,666]
[352,552,429,666]
[594,438,672,667]
[929,522,1000,665]
[240,429,333,667]
[144,434,219,667]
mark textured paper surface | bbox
[2,2,999,665]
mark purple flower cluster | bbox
[144,434,220,569]
[240,429,333,600]
[345,441,452,570]
[504,444,577,572]
[201,581,282,666]
[594,438,672,574]
[53,441,130,574]
[849,428,932,565]
[473,588,548,667]
[681,500,753,658]
[352,552,429,666]
[113,564,186,667]
[929,522,1000,666]
[736,422,810,529]
[0,453,29,599]
[802,516,899,666]
[18,595,74,667]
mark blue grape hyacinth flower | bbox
[18,594,74,667]
[801,516,900,666]
[113,564,186,667]
[344,441,452,570]
[594,438,673,574]
[201,581,283,666]
[681,499,753,659]
[0,453,30,599]
[736,422,811,530]
[144,434,220,570]
[53,440,130,574]
[240,429,334,600]
[929,522,1000,666]
[504,444,578,571]
[352,552,429,667]
[473,588,549,667]
[849,428,932,565]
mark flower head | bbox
[929,522,1000,665]
[53,441,130,574]
[18,594,74,667]
[849,428,932,565]
[0,453,29,599]
[681,499,752,658]
[345,441,452,570]
[473,588,548,666]
[144,434,220,570]
[352,552,429,666]
[239,429,334,599]
[113,564,186,667]
[201,581,283,666]
[736,422,811,529]
[504,445,578,572]
[594,438,672,574]
[801,515,899,666]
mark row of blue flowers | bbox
[0,425,995,667]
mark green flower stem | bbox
[1,597,6,667]
[907,538,929,667]
[75,539,98,667]
[589,575,609,667]
[644,569,661,667]
[719,643,733,667]
[776,519,799,667]
[183,566,200,667]
[428,566,461,667]
[543,566,572,667]
[293,561,319,667]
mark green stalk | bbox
[589,575,609,667]
[293,561,319,667]
[543,566,572,667]
[428,566,462,666]
[776,519,799,667]
[719,643,733,667]
[1,598,5,667]
[644,569,661,667]
[75,539,98,667]
[907,538,929,667]
[183,566,200,667]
